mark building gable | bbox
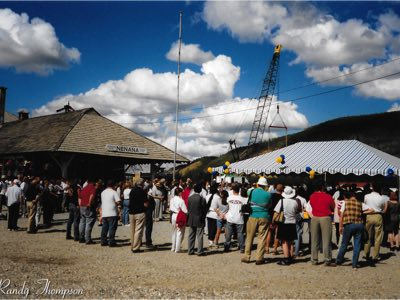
[58,111,188,162]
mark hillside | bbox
[178,110,400,180]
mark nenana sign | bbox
[105,144,148,154]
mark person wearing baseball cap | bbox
[241,176,271,265]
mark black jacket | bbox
[187,193,207,227]
[129,186,147,214]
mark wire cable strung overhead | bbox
[118,69,400,125]
[106,56,400,119]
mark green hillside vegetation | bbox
[178,110,400,181]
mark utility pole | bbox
[173,11,183,182]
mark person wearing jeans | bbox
[79,207,96,243]
[67,202,80,240]
[100,180,121,247]
[224,183,246,253]
[78,179,97,244]
[101,216,118,246]
[65,182,80,240]
[294,220,304,256]
[294,193,307,257]
[122,182,132,226]
[336,191,372,268]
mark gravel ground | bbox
[0,212,399,299]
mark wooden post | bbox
[50,154,75,178]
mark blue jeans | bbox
[294,220,304,256]
[122,200,130,225]
[224,222,244,251]
[67,203,80,240]
[101,216,118,245]
[79,207,96,242]
[336,223,364,267]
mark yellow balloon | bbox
[309,170,315,176]
[276,157,283,163]
[207,167,212,173]
[225,161,230,166]
[224,169,229,174]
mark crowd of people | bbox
[1,174,399,269]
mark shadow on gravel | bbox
[379,252,396,262]
[36,229,66,234]
[49,219,69,225]
[149,243,173,252]
[204,249,224,256]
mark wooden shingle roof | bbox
[0,108,188,163]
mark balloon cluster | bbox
[207,167,218,177]
[222,161,231,174]
[275,154,286,164]
[387,168,394,177]
[306,166,316,179]
[208,162,231,176]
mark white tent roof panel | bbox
[216,140,400,176]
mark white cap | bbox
[257,177,268,186]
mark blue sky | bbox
[1,1,400,159]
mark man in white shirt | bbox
[6,179,23,231]
[224,183,246,253]
[101,180,121,247]
[363,183,388,262]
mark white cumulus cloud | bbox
[166,41,215,65]
[153,98,308,159]
[33,54,240,116]
[203,1,287,43]
[201,2,400,101]
[32,46,307,160]
[306,55,400,100]
[0,8,80,75]
[388,103,400,112]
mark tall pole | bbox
[173,11,183,182]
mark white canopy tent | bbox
[215,140,400,177]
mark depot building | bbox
[0,88,188,179]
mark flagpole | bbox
[173,11,183,182]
